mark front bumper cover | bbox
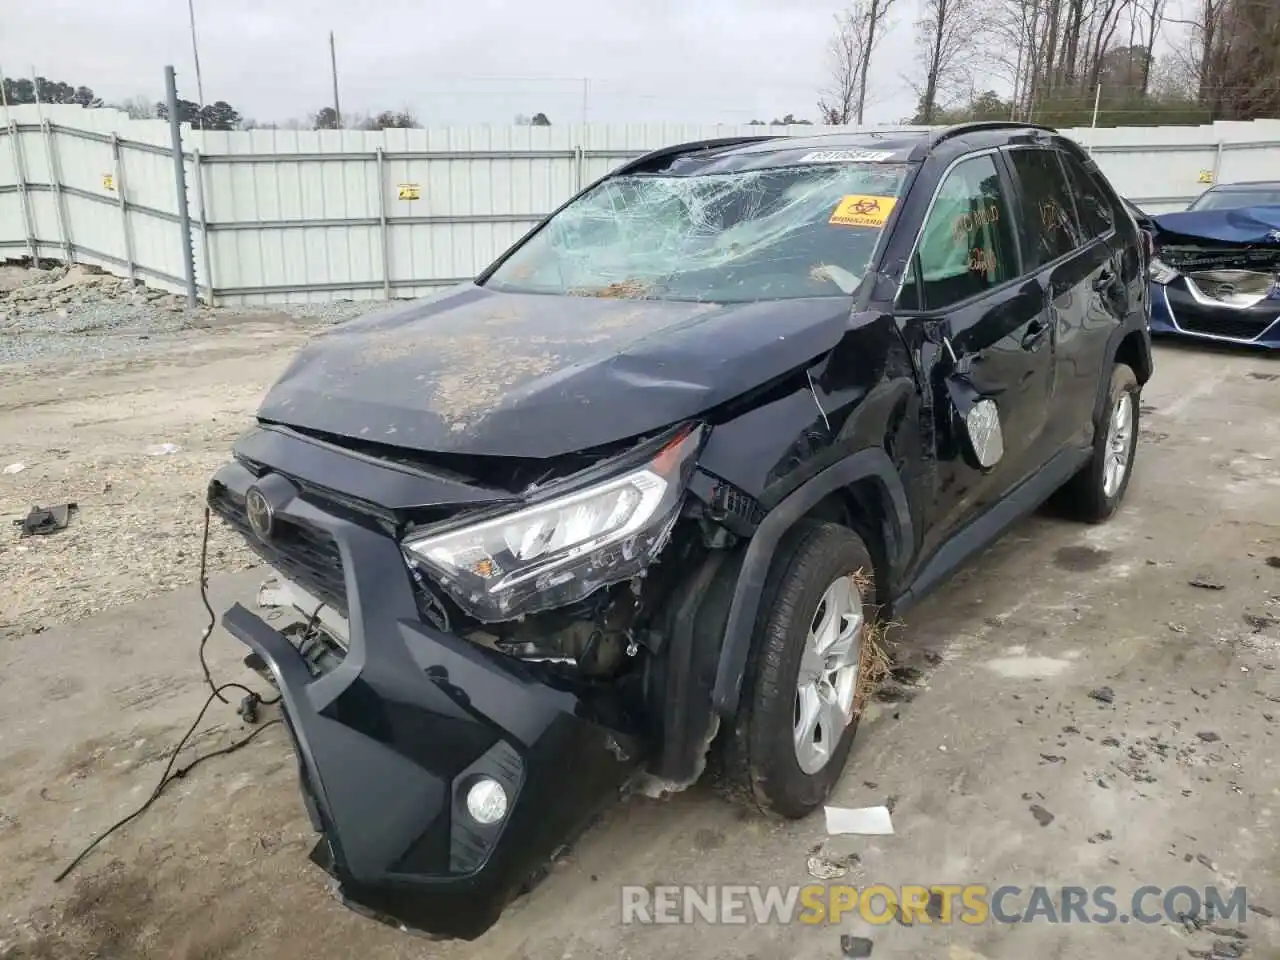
[1149,279,1280,348]
[212,459,642,940]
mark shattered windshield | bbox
[485,163,913,302]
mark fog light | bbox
[466,778,508,824]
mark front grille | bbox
[209,485,349,616]
[1176,313,1271,341]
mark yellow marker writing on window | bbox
[830,194,898,228]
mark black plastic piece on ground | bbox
[16,502,77,537]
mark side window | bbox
[1059,152,1114,239]
[1007,148,1087,265]
[902,154,1018,311]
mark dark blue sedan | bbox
[1136,182,1280,349]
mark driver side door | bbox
[897,151,1054,561]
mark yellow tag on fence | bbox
[830,195,897,228]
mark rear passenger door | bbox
[898,151,1053,554]
[1003,146,1119,454]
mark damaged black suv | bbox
[209,122,1153,939]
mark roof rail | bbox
[910,121,1056,159]
[613,135,781,177]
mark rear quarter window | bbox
[1059,152,1114,239]
[1006,148,1087,266]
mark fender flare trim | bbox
[710,447,912,716]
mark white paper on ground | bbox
[824,805,894,836]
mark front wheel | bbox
[1058,363,1140,522]
[717,521,877,819]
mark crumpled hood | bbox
[1153,206,1280,245]
[258,284,853,458]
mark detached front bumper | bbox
[211,459,642,940]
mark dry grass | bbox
[850,565,895,715]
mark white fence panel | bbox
[4,106,1280,305]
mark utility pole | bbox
[330,31,342,128]
[187,0,206,128]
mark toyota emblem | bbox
[245,486,274,540]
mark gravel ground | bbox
[0,261,386,636]
[0,262,376,366]
[0,339,1276,960]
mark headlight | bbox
[1148,257,1178,285]
[403,426,702,622]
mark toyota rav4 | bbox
[209,121,1153,940]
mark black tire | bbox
[1058,364,1140,522]
[717,520,877,819]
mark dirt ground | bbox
[0,319,1278,960]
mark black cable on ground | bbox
[197,505,279,708]
[197,506,228,704]
[54,506,286,883]
[54,684,281,883]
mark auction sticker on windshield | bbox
[829,195,898,228]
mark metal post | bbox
[32,70,73,263]
[0,62,39,267]
[375,146,390,298]
[192,149,214,304]
[110,133,135,279]
[1211,140,1225,184]
[574,144,584,192]
[164,65,198,308]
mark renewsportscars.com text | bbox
[620,884,1249,926]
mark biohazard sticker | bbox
[829,194,897,228]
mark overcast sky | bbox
[4,0,931,126]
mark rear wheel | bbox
[1058,363,1140,522]
[718,521,877,819]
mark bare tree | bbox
[817,0,899,125]
[817,6,868,124]
[857,0,899,123]
[915,0,985,122]
[1135,0,1168,95]
[113,94,156,120]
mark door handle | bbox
[1021,319,1048,350]
[1093,269,1116,292]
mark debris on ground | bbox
[806,852,860,880]
[2,462,25,475]
[1189,576,1227,590]
[1087,830,1113,844]
[1029,804,1054,827]
[145,443,182,456]
[1266,557,1280,569]
[1197,731,1221,743]
[1088,686,1115,704]
[15,503,77,537]
[840,935,874,958]
[1243,612,1279,631]
[824,805,894,836]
